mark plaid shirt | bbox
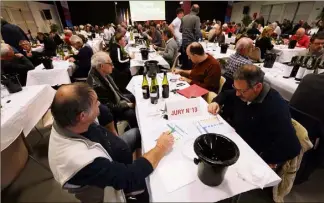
[224,52,252,78]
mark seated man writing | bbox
[154,29,178,67]
[87,51,137,128]
[208,64,301,167]
[173,42,221,93]
[48,83,174,202]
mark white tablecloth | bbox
[128,46,170,75]
[257,62,299,101]
[225,35,236,44]
[26,60,75,86]
[200,42,236,60]
[31,44,44,53]
[87,38,104,53]
[126,74,281,202]
[1,85,56,150]
[272,45,306,63]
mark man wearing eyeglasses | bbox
[208,64,301,168]
[299,32,324,59]
[87,51,138,128]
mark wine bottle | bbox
[150,76,158,104]
[142,72,150,99]
[317,59,324,74]
[295,56,310,81]
[283,56,298,78]
[303,57,317,78]
[162,72,169,98]
[290,56,303,78]
[153,76,160,99]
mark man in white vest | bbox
[48,83,174,202]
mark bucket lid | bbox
[194,133,240,166]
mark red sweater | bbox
[290,35,310,48]
[189,54,221,93]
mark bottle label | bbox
[283,65,294,78]
[295,67,306,79]
[150,93,158,97]
[318,69,324,74]
[142,89,148,93]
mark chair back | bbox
[289,105,324,184]
[171,53,181,71]
[204,91,217,104]
[248,46,261,62]
[67,185,104,203]
[218,76,226,94]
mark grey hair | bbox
[91,51,110,69]
[1,43,11,57]
[235,37,253,52]
[79,25,84,30]
[222,23,228,28]
[70,35,83,45]
[233,64,265,87]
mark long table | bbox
[126,73,281,202]
[26,60,75,86]
[272,45,306,63]
[200,41,236,60]
[256,62,299,101]
[1,85,56,151]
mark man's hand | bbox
[172,68,182,75]
[64,55,70,60]
[26,52,33,57]
[153,44,158,50]
[15,53,24,58]
[156,131,174,154]
[208,102,220,115]
[129,52,135,59]
[68,57,76,62]
[179,76,192,83]
[127,103,135,108]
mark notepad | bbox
[177,84,209,99]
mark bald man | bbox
[290,28,310,48]
[223,37,253,91]
[208,24,225,44]
[48,83,174,202]
[173,42,221,92]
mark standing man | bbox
[180,4,201,70]
[169,8,184,48]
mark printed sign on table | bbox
[166,97,201,120]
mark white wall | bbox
[231,1,324,24]
[0,1,62,34]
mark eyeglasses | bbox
[232,84,256,94]
[104,62,114,67]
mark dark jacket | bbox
[109,43,131,92]
[147,30,162,47]
[43,36,57,57]
[23,51,43,67]
[87,68,131,114]
[72,45,93,78]
[53,33,64,46]
[180,11,201,43]
[213,84,301,164]
[1,56,35,86]
[209,33,225,44]
[255,37,274,59]
[1,21,29,52]
[290,73,324,126]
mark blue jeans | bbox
[120,128,141,153]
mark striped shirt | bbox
[224,52,252,78]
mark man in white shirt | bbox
[103,24,114,45]
[169,8,184,48]
[272,22,281,39]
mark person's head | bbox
[156,24,161,30]
[19,40,31,51]
[149,21,156,33]
[176,8,184,18]
[162,29,173,41]
[233,64,265,102]
[115,33,126,47]
[191,4,200,14]
[309,32,324,53]
[235,37,253,56]
[236,23,241,28]
[252,22,258,29]
[295,28,306,39]
[121,22,127,29]
[271,22,277,29]
[85,25,91,32]
[257,23,262,29]
[91,51,114,75]
[1,18,9,26]
[95,25,99,30]
[216,20,222,26]
[51,83,100,132]
[37,32,45,41]
[116,26,126,36]
[222,23,228,31]
[186,42,206,64]
[49,31,56,38]
[79,25,85,30]
[64,29,73,37]
[260,26,273,38]
[0,43,15,61]
[214,24,222,35]
[299,20,304,25]
[70,35,84,50]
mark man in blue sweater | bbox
[208,64,301,168]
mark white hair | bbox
[272,22,277,28]
[70,35,83,45]
[236,37,253,52]
[91,51,110,69]
[79,25,84,30]
[0,43,12,57]
[222,23,228,28]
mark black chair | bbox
[289,106,324,184]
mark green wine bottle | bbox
[150,76,158,104]
[162,72,169,98]
[142,72,150,99]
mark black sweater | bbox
[255,37,274,59]
[72,45,93,78]
[213,85,301,164]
